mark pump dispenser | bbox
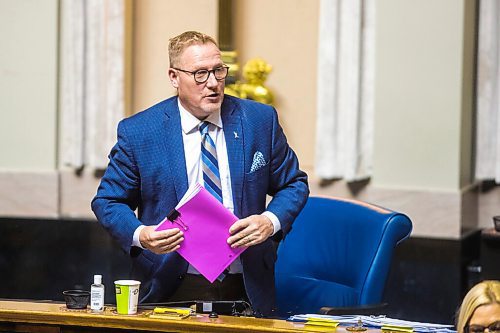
[90,274,105,313]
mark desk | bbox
[0,300,358,333]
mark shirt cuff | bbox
[132,225,145,249]
[262,211,281,236]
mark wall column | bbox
[372,0,477,238]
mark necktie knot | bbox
[199,121,211,136]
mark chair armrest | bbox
[319,302,388,315]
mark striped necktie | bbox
[199,121,223,203]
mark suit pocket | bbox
[242,162,270,217]
[245,161,269,202]
[246,161,269,182]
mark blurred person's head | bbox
[168,31,227,120]
[456,280,500,333]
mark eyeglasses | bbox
[464,321,500,333]
[173,65,229,84]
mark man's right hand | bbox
[139,226,184,254]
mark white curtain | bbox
[59,0,125,169]
[475,0,500,184]
[315,0,375,181]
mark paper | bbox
[155,183,246,283]
[288,315,455,333]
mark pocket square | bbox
[250,151,267,173]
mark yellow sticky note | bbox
[153,307,192,316]
[148,307,192,320]
[305,318,340,328]
[381,324,414,333]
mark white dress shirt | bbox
[133,100,280,275]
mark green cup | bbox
[114,280,141,315]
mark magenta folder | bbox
[155,184,246,283]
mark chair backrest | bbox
[275,196,412,316]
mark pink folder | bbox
[155,184,246,283]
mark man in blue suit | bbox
[92,31,308,317]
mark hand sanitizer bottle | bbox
[90,274,105,313]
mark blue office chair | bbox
[275,196,412,316]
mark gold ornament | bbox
[225,58,274,105]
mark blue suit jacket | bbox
[91,95,309,316]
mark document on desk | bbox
[287,315,456,333]
[155,183,246,283]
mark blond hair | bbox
[168,31,218,67]
[456,280,500,333]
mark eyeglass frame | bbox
[464,321,500,333]
[172,65,229,84]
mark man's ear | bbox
[168,68,179,88]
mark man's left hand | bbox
[227,214,274,248]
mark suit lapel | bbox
[161,97,189,202]
[221,98,244,218]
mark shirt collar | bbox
[178,100,223,134]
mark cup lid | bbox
[114,280,141,286]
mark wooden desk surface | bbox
[0,300,358,333]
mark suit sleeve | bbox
[265,108,309,236]
[91,120,143,254]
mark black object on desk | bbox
[493,216,500,232]
[62,290,90,309]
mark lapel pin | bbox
[233,131,239,139]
